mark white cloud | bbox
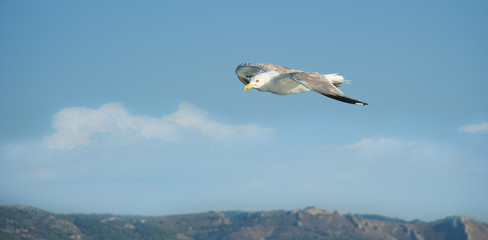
[163,102,271,140]
[43,102,273,150]
[343,138,416,150]
[459,122,488,133]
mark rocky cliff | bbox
[1,206,487,240]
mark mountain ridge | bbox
[1,205,487,240]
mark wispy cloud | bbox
[19,169,60,180]
[43,102,273,150]
[331,137,461,185]
[342,138,416,150]
[163,103,270,141]
[0,102,274,182]
[459,122,488,133]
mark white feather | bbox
[324,74,351,84]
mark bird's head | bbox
[244,72,274,91]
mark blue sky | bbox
[1,0,487,222]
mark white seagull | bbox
[235,63,368,105]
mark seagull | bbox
[235,63,368,105]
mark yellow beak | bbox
[244,83,254,91]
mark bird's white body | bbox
[251,71,310,95]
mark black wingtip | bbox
[322,93,368,106]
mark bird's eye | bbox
[256,80,260,83]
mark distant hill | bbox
[1,205,487,240]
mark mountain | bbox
[1,205,487,240]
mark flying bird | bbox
[235,63,368,105]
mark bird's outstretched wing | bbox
[235,63,294,85]
[284,72,368,105]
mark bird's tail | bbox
[324,73,350,87]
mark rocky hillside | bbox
[1,205,487,240]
